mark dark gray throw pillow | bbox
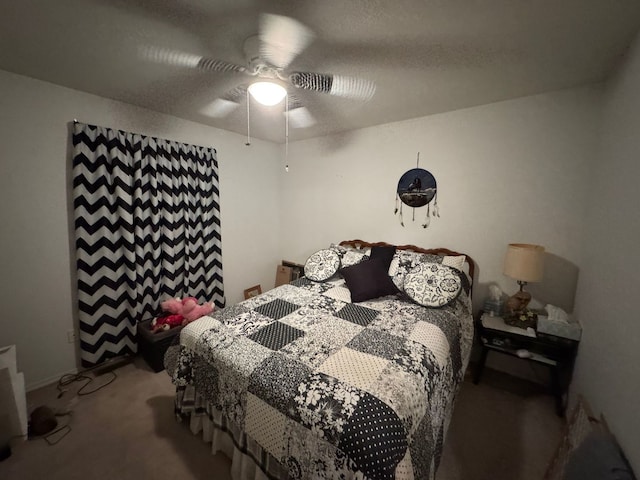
[369,245,396,270]
[341,259,400,303]
[564,430,637,480]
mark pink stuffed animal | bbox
[158,296,214,323]
[160,298,183,315]
[183,300,214,322]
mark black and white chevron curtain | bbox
[72,122,224,367]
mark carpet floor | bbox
[0,357,563,480]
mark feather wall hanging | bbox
[394,153,439,228]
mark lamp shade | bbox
[503,243,545,283]
[248,81,287,106]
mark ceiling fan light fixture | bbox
[248,81,287,106]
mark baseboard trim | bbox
[26,367,79,392]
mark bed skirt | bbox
[175,374,460,480]
[176,385,290,480]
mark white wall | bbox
[3,67,632,471]
[0,70,282,390]
[572,35,640,472]
[280,86,602,315]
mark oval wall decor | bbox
[394,160,440,228]
[397,168,437,208]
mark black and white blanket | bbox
[167,275,473,480]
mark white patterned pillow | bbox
[404,263,462,307]
[389,251,442,290]
[304,249,341,282]
[442,255,466,271]
[341,249,370,268]
[330,243,371,267]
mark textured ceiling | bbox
[2,0,640,143]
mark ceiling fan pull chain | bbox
[245,89,251,146]
[285,93,290,172]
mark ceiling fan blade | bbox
[289,72,376,101]
[199,85,247,118]
[286,106,316,129]
[197,56,247,74]
[139,45,201,68]
[140,45,246,74]
[259,14,314,69]
[200,98,240,118]
[283,95,316,129]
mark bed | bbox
[165,240,476,480]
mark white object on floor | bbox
[0,345,28,448]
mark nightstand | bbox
[473,311,580,416]
[137,319,184,372]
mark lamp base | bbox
[504,309,538,329]
[506,289,531,314]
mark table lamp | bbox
[503,243,545,313]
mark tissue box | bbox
[537,315,582,341]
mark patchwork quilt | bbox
[167,275,474,480]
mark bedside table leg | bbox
[473,346,489,384]
[550,366,564,417]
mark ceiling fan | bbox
[141,13,376,129]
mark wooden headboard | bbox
[339,239,476,293]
